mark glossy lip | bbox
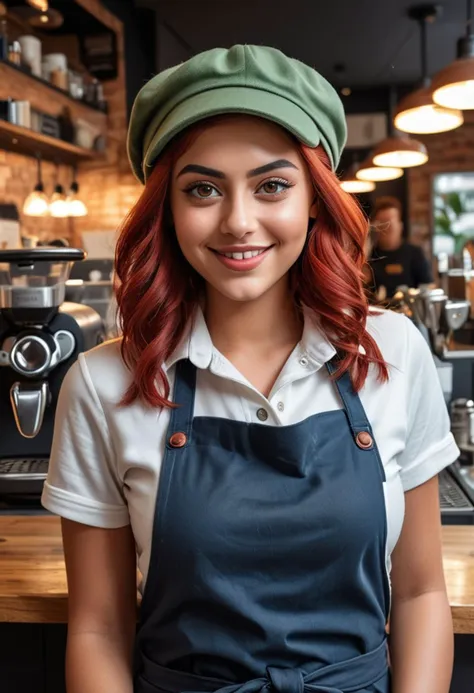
[210,245,273,272]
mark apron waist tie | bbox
[138,640,389,693]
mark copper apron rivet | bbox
[356,431,373,449]
[169,432,187,448]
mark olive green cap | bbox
[128,44,347,183]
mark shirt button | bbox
[257,408,268,422]
[299,356,309,367]
[277,401,285,412]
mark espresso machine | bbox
[397,285,474,523]
[0,248,105,502]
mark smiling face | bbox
[170,116,316,304]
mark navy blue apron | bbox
[134,357,391,693]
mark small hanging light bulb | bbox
[49,183,69,218]
[66,168,88,217]
[23,153,49,217]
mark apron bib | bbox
[134,358,391,693]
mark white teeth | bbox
[222,249,266,260]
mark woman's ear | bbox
[309,198,318,219]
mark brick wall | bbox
[0,0,143,249]
[407,110,474,256]
[71,73,142,244]
[0,136,141,248]
[0,151,74,243]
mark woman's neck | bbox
[204,277,303,358]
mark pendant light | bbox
[49,184,68,217]
[28,8,63,29]
[340,162,376,193]
[23,154,49,217]
[67,182,88,217]
[10,2,64,29]
[372,136,428,167]
[66,167,88,217]
[49,163,68,218]
[372,87,428,168]
[432,0,474,110]
[356,158,404,182]
[27,0,49,10]
[394,4,464,134]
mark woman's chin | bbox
[206,277,276,304]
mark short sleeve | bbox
[41,355,130,528]
[397,319,459,491]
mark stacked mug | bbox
[42,52,68,90]
[18,35,42,77]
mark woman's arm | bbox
[62,518,137,693]
[389,475,453,693]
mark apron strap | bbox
[166,359,197,447]
[325,360,371,436]
[168,357,375,451]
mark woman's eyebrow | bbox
[176,159,299,179]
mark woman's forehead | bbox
[174,115,302,169]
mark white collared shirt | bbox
[42,307,459,586]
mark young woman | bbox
[42,45,459,693]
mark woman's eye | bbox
[259,180,291,195]
[187,183,219,199]
[184,179,292,199]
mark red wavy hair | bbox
[115,121,388,407]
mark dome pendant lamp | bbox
[432,0,474,110]
[66,166,88,217]
[49,162,69,218]
[340,162,376,193]
[372,86,428,168]
[394,4,464,135]
[355,158,404,182]
[23,153,49,217]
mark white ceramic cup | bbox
[15,101,31,128]
[18,35,42,77]
[43,53,68,72]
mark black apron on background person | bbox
[369,242,433,298]
[133,357,392,693]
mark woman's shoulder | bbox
[65,337,134,407]
[365,307,429,374]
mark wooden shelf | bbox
[0,61,107,133]
[0,119,101,165]
[0,59,107,116]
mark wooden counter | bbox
[0,516,67,623]
[0,516,474,631]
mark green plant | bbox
[434,191,469,254]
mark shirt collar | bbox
[164,307,213,372]
[299,305,337,368]
[164,304,336,373]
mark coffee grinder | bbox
[0,248,105,500]
[397,286,474,521]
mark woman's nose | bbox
[219,193,259,238]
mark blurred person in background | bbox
[368,197,433,300]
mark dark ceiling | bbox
[136,0,471,88]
